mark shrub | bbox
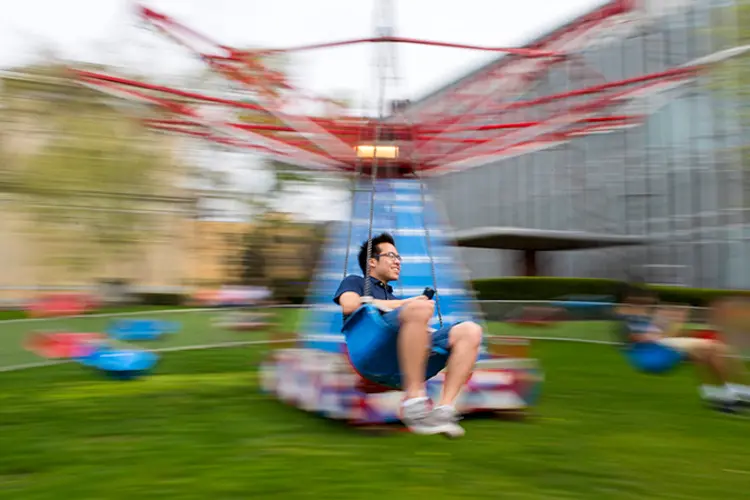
[469,277,750,307]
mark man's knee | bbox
[450,321,483,348]
[687,339,725,361]
[399,300,434,324]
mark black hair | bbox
[358,232,395,275]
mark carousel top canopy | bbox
[74,1,750,178]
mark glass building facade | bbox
[425,0,749,289]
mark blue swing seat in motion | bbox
[341,304,401,393]
[107,318,179,341]
[624,342,684,375]
[613,320,684,375]
[75,342,160,380]
[342,304,387,335]
[341,304,397,389]
[341,301,452,391]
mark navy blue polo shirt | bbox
[618,314,661,344]
[333,274,399,321]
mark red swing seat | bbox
[25,332,105,359]
[27,293,93,318]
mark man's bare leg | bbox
[397,301,434,399]
[710,342,750,401]
[689,344,730,381]
[396,301,454,435]
[687,345,734,402]
[692,354,723,386]
[439,322,483,407]
[686,341,750,403]
[423,322,483,438]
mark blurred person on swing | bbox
[616,284,750,410]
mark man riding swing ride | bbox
[334,232,483,437]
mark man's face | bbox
[369,242,401,282]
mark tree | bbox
[2,62,190,281]
[709,3,750,144]
[707,2,750,216]
[238,212,329,301]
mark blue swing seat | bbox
[341,304,398,392]
[75,342,160,380]
[107,318,179,341]
[613,321,684,375]
[624,343,684,375]
[342,303,448,354]
[341,303,454,392]
[342,303,388,336]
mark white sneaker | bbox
[429,405,466,438]
[727,384,750,405]
[400,399,466,437]
[400,398,440,435]
[700,385,741,413]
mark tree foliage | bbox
[239,213,329,301]
[2,62,186,277]
[709,3,750,126]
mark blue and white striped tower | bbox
[300,178,483,352]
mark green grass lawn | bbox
[0,331,749,499]
[0,308,302,368]
[1,310,749,498]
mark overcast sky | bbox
[1,0,607,102]
[1,0,606,220]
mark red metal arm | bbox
[78,75,345,171]
[412,66,698,162]
[254,36,562,57]
[137,4,359,162]
[433,74,693,169]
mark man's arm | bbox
[339,292,425,315]
[371,295,427,312]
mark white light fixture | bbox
[355,144,399,159]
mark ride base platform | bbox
[260,337,543,426]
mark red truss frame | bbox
[73,1,731,178]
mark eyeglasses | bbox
[375,252,402,262]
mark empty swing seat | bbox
[76,343,160,380]
[24,332,106,359]
[107,319,179,341]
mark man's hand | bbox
[409,295,431,302]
